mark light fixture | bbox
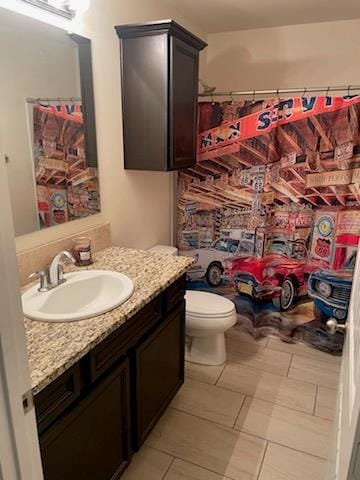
[49,0,90,14]
[19,0,90,19]
[66,0,90,14]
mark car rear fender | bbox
[286,273,300,291]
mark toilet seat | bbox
[185,290,235,317]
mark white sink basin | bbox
[22,270,134,323]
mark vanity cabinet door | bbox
[134,302,185,448]
[40,359,131,480]
[169,36,199,170]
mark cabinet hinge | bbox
[22,389,34,414]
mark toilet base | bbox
[185,332,226,366]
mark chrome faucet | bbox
[29,250,76,292]
[48,250,76,287]
[29,271,51,292]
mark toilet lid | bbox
[185,290,235,317]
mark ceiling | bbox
[165,0,360,33]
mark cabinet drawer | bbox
[163,274,186,314]
[90,296,161,382]
[35,364,81,435]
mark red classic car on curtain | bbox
[177,96,360,353]
[223,238,328,311]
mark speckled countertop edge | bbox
[24,247,193,395]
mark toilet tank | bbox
[148,245,178,256]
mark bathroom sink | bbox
[22,270,134,323]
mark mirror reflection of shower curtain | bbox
[177,96,360,354]
[32,103,100,228]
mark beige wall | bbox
[205,19,360,94]
[14,0,207,252]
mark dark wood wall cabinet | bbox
[115,20,207,171]
[35,274,186,480]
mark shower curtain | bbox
[177,96,360,354]
[33,103,100,228]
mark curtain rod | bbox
[26,97,82,104]
[198,85,360,97]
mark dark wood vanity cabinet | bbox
[133,303,185,448]
[115,21,207,171]
[35,275,186,480]
[39,360,131,480]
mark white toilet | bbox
[185,290,236,365]
[148,245,237,366]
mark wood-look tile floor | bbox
[122,327,340,480]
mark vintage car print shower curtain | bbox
[177,96,360,353]
[33,103,100,228]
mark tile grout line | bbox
[210,354,329,386]
[209,382,318,416]
[286,353,293,377]
[149,431,327,478]
[265,344,342,366]
[212,357,337,390]
[237,430,329,461]
[313,384,319,416]
[256,440,269,480]
[230,329,342,368]
[168,396,330,446]
[172,456,239,480]
[180,375,321,423]
[148,448,238,480]
[185,374,220,387]
[160,456,175,480]
[286,366,339,390]
[233,393,330,419]
[184,372,318,416]
[214,363,226,386]
[226,355,291,378]
[170,405,243,431]
[232,394,247,429]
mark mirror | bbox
[0,8,100,236]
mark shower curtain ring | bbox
[326,86,330,97]
[230,91,234,103]
[348,85,351,97]
[252,90,256,103]
[276,88,280,103]
[303,87,307,97]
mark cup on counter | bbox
[72,237,93,266]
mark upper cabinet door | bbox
[115,21,207,172]
[169,37,199,171]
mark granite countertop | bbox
[25,247,193,395]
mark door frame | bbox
[0,145,43,479]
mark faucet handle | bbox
[58,264,66,285]
[29,271,50,292]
